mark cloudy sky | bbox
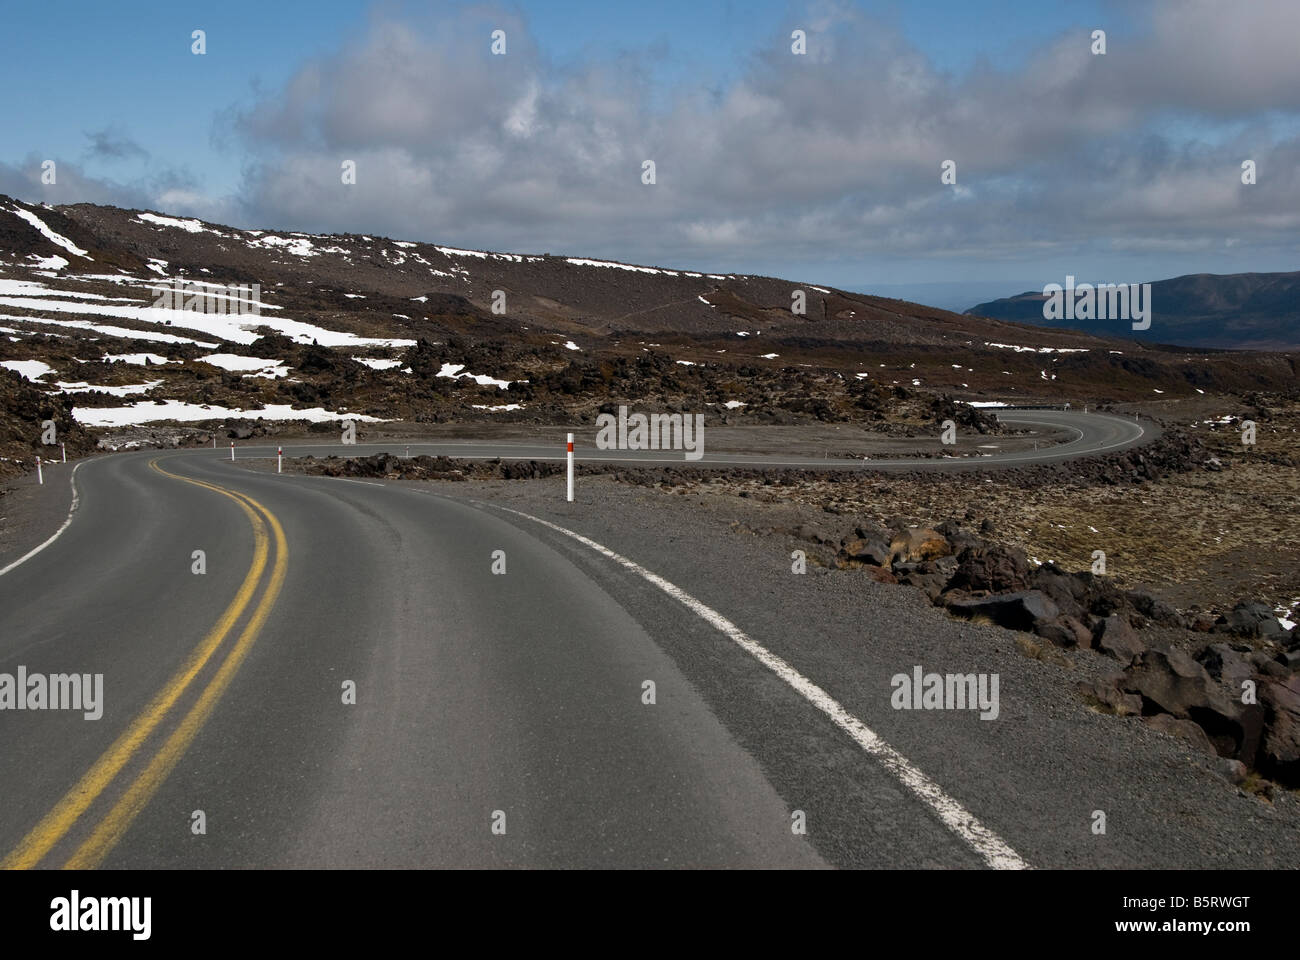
[2,0,1297,307]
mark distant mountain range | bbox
[967,272,1300,350]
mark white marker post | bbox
[61,442,66,463]
[213,435,217,449]
[36,456,43,485]
[566,433,574,502]
[277,446,283,473]
[230,441,235,461]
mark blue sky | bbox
[2,0,1295,305]
[3,0,1110,193]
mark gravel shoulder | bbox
[0,457,86,571]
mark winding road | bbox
[214,408,1156,471]
[6,408,1292,870]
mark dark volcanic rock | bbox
[1145,714,1217,756]
[1196,642,1255,697]
[1032,615,1093,649]
[1215,601,1286,639]
[1258,675,1300,786]
[1078,675,1143,716]
[947,590,1059,631]
[893,561,951,602]
[837,536,890,567]
[1120,648,1263,761]
[947,544,1033,594]
[1126,589,1185,627]
[933,519,986,555]
[1096,616,1145,665]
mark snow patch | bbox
[56,379,163,396]
[565,257,676,276]
[1,359,54,380]
[73,401,386,427]
[198,353,290,378]
[437,362,514,390]
[352,357,402,370]
[987,342,1088,354]
[10,206,91,258]
[136,213,210,234]
[104,352,175,366]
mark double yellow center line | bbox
[2,459,288,870]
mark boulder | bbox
[1126,589,1185,627]
[948,590,1059,632]
[1033,615,1093,649]
[947,544,1033,594]
[1078,675,1142,716]
[893,561,950,602]
[853,520,891,541]
[1258,675,1300,786]
[933,520,986,555]
[1249,650,1289,679]
[1196,642,1255,696]
[932,555,959,577]
[837,537,890,567]
[1062,615,1095,648]
[1120,648,1263,761]
[1096,616,1145,665]
[1215,757,1248,785]
[1216,601,1286,639]
[1145,714,1216,756]
[1030,565,1090,622]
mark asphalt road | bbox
[7,409,1293,870]
[214,409,1156,471]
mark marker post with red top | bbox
[566,433,574,502]
[230,441,235,461]
[277,446,282,473]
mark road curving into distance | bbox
[216,408,1157,472]
[9,407,1286,871]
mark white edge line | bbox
[492,503,1032,871]
[0,461,84,577]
